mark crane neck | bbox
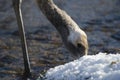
[37,0,81,40]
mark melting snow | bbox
[40,53,120,80]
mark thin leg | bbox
[12,0,31,77]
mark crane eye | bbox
[77,43,85,51]
[77,43,82,48]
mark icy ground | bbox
[42,53,120,80]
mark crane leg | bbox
[12,0,31,78]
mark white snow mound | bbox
[44,53,120,80]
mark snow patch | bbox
[43,53,120,80]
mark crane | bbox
[12,0,88,79]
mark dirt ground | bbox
[0,0,120,80]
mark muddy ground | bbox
[0,0,120,80]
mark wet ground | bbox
[0,0,120,80]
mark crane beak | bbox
[65,41,88,59]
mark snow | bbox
[41,53,120,80]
